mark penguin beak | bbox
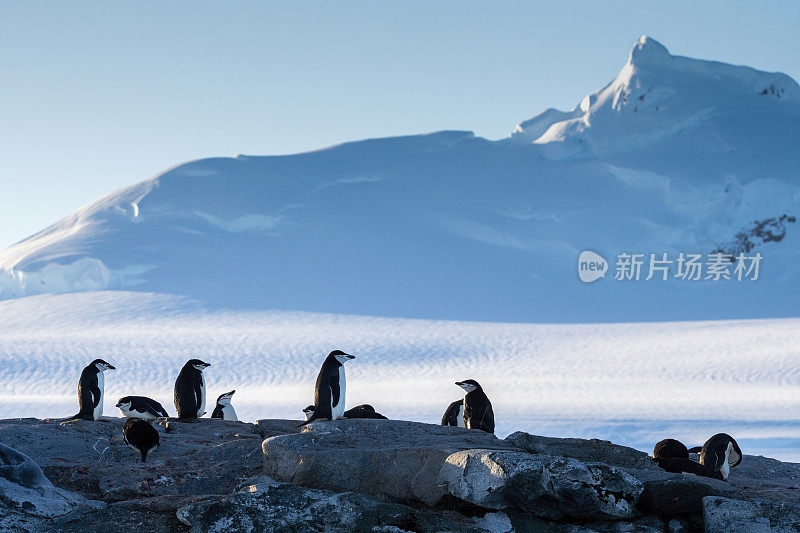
[455,381,463,386]
[345,354,355,360]
[107,364,116,370]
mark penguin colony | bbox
[68,354,744,481]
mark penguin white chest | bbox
[457,403,465,428]
[94,373,104,420]
[221,405,238,421]
[198,374,206,417]
[331,367,346,420]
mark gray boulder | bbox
[437,449,643,521]
[176,476,485,533]
[506,432,656,470]
[262,418,513,505]
[703,496,800,533]
[0,443,103,530]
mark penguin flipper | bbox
[329,373,340,410]
[90,385,101,409]
[193,379,202,414]
[142,404,163,418]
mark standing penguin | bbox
[73,359,115,420]
[123,418,159,462]
[116,396,169,419]
[300,350,355,426]
[455,380,495,433]
[699,433,742,481]
[441,399,466,427]
[174,359,211,420]
[211,390,238,421]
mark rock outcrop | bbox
[703,496,800,533]
[438,449,644,521]
[0,443,103,531]
[262,418,513,505]
[177,475,485,533]
[2,417,799,532]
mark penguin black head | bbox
[216,390,235,404]
[328,350,355,365]
[91,359,115,371]
[455,379,481,393]
[186,359,211,371]
[302,405,316,420]
[116,397,133,410]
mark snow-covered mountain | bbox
[2,36,799,322]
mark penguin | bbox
[73,359,115,420]
[123,418,159,462]
[456,380,495,433]
[699,433,742,481]
[211,390,238,421]
[302,403,387,420]
[116,396,169,419]
[653,438,689,459]
[174,359,211,420]
[343,404,388,419]
[299,350,355,426]
[651,438,709,477]
[441,399,465,427]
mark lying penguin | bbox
[652,434,742,481]
[123,418,159,462]
[302,403,387,420]
[211,390,238,421]
[116,396,169,419]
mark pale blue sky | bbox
[1,1,799,249]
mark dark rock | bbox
[506,432,656,470]
[727,454,800,504]
[629,466,742,516]
[438,449,643,521]
[176,476,484,533]
[262,418,513,506]
[703,496,800,533]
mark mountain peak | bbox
[628,35,671,66]
[511,35,800,156]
